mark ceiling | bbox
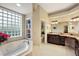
[0,3,32,15]
[39,3,77,14]
[0,3,77,15]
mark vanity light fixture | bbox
[51,22,58,24]
[16,3,21,7]
[70,18,79,22]
[51,20,58,24]
[52,20,57,22]
[70,16,79,21]
[72,16,79,19]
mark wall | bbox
[68,22,79,34]
[51,21,79,34]
[51,22,68,33]
[49,5,79,34]
[51,24,61,33]
[32,4,41,45]
[32,4,49,45]
[39,5,49,44]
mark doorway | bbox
[41,21,45,43]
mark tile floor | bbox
[28,43,76,56]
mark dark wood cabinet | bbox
[59,36,65,46]
[47,34,65,45]
[47,34,79,56]
[75,48,79,56]
[47,34,59,45]
[75,40,79,56]
[65,37,76,49]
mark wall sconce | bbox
[53,27,56,29]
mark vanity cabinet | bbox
[75,48,79,56]
[75,40,79,56]
[59,36,65,46]
[47,34,79,56]
[65,37,76,49]
[47,34,65,45]
[47,34,60,45]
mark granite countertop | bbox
[48,33,79,41]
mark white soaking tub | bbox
[0,39,32,56]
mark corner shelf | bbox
[25,18,32,40]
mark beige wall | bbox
[32,4,49,45]
[49,5,79,34]
[32,4,41,45]
[51,22,68,33]
[39,5,50,44]
[68,22,79,34]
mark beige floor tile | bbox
[30,43,75,56]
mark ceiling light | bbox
[16,3,21,7]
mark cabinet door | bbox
[75,48,79,56]
[53,35,59,44]
[47,35,53,43]
[59,36,65,46]
[47,34,60,45]
[47,36,52,43]
[75,40,79,56]
[65,37,76,49]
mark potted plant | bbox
[0,32,10,46]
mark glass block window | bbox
[0,7,22,37]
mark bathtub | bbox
[0,39,32,56]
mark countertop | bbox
[48,33,79,41]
